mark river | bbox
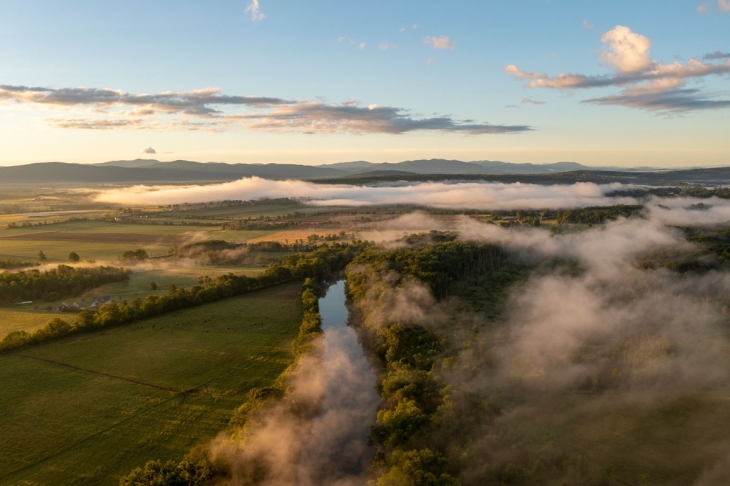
[297,280,380,485]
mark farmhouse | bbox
[56,302,82,312]
[90,296,112,309]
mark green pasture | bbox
[0,239,170,263]
[0,308,60,335]
[81,266,267,302]
[0,281,302,486]
[0,265,268,336]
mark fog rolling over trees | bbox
[338,206,730,485]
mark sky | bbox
[0,0,728,168]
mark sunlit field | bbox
[0,282,302,486]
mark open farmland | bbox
[0,281,303,486]
[0,265,267,336]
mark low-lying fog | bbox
[95,177,636,210]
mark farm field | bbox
[0,281,303,486]
[0,220,280,263]
[0,265,268,336]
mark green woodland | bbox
[344,238,730,486]
[0,265,129,305]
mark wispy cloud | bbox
[583,88,730,111]
[46,118,151,130]
[338,37,366,49]
[522,97,546,105]
[0,84,531,135]
[505,25,730,112]
[423,35,455,50]
[720,0,730,12]
[245,0,265,21]
[239,101,532,135]
[704,51,730,60]
[378,42,395,51]
[582,19,595,30]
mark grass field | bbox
[0,281,303,486]
[0,220,278,263]
[0,265,269,336]
[0,308,61,335]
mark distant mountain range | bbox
[0,158,716,185]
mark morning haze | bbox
[1,1,729,485]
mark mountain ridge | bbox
[0,158,718,185]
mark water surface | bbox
[298,280,379,484]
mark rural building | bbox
[90,296,112,309]
[56,302,82,312]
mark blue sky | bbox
[0,0,728,166]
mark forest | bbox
[0,265,129,305]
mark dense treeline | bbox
[1,242,365,352]
[349,239,513,299]
[120,245,362,486]
[0,265,129,305]
[221,218,301,231]
[346,241,520,485]
[0,258,39,270]
[607,186,730,200]
[554,204,643,225]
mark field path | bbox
[15,354,182,393]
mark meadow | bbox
[0,281,303,485]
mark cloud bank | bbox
[505,25,730,111]
[95,177,637,210]
[0,85,530,135]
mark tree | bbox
[68,252,80,263]
[38,250,47,262]
[150,282,158,290]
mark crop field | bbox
[0,281,303,486]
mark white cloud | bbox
[522,98,546,105]
[426,57,437,65]
[582,19,595,30]
[423,35,455,50]
[358,42,365,49]
[719,0,730,12]
[697,4,710,13]
[378,42,394,51]
[504,25,730,111]
[245,0,265,21]
[141,147,156,154]
[399,27,406,33]
[0,84,531,135]
[599,26,653,73]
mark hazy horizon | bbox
[1,1,728,168]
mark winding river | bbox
[297,280,380,485]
